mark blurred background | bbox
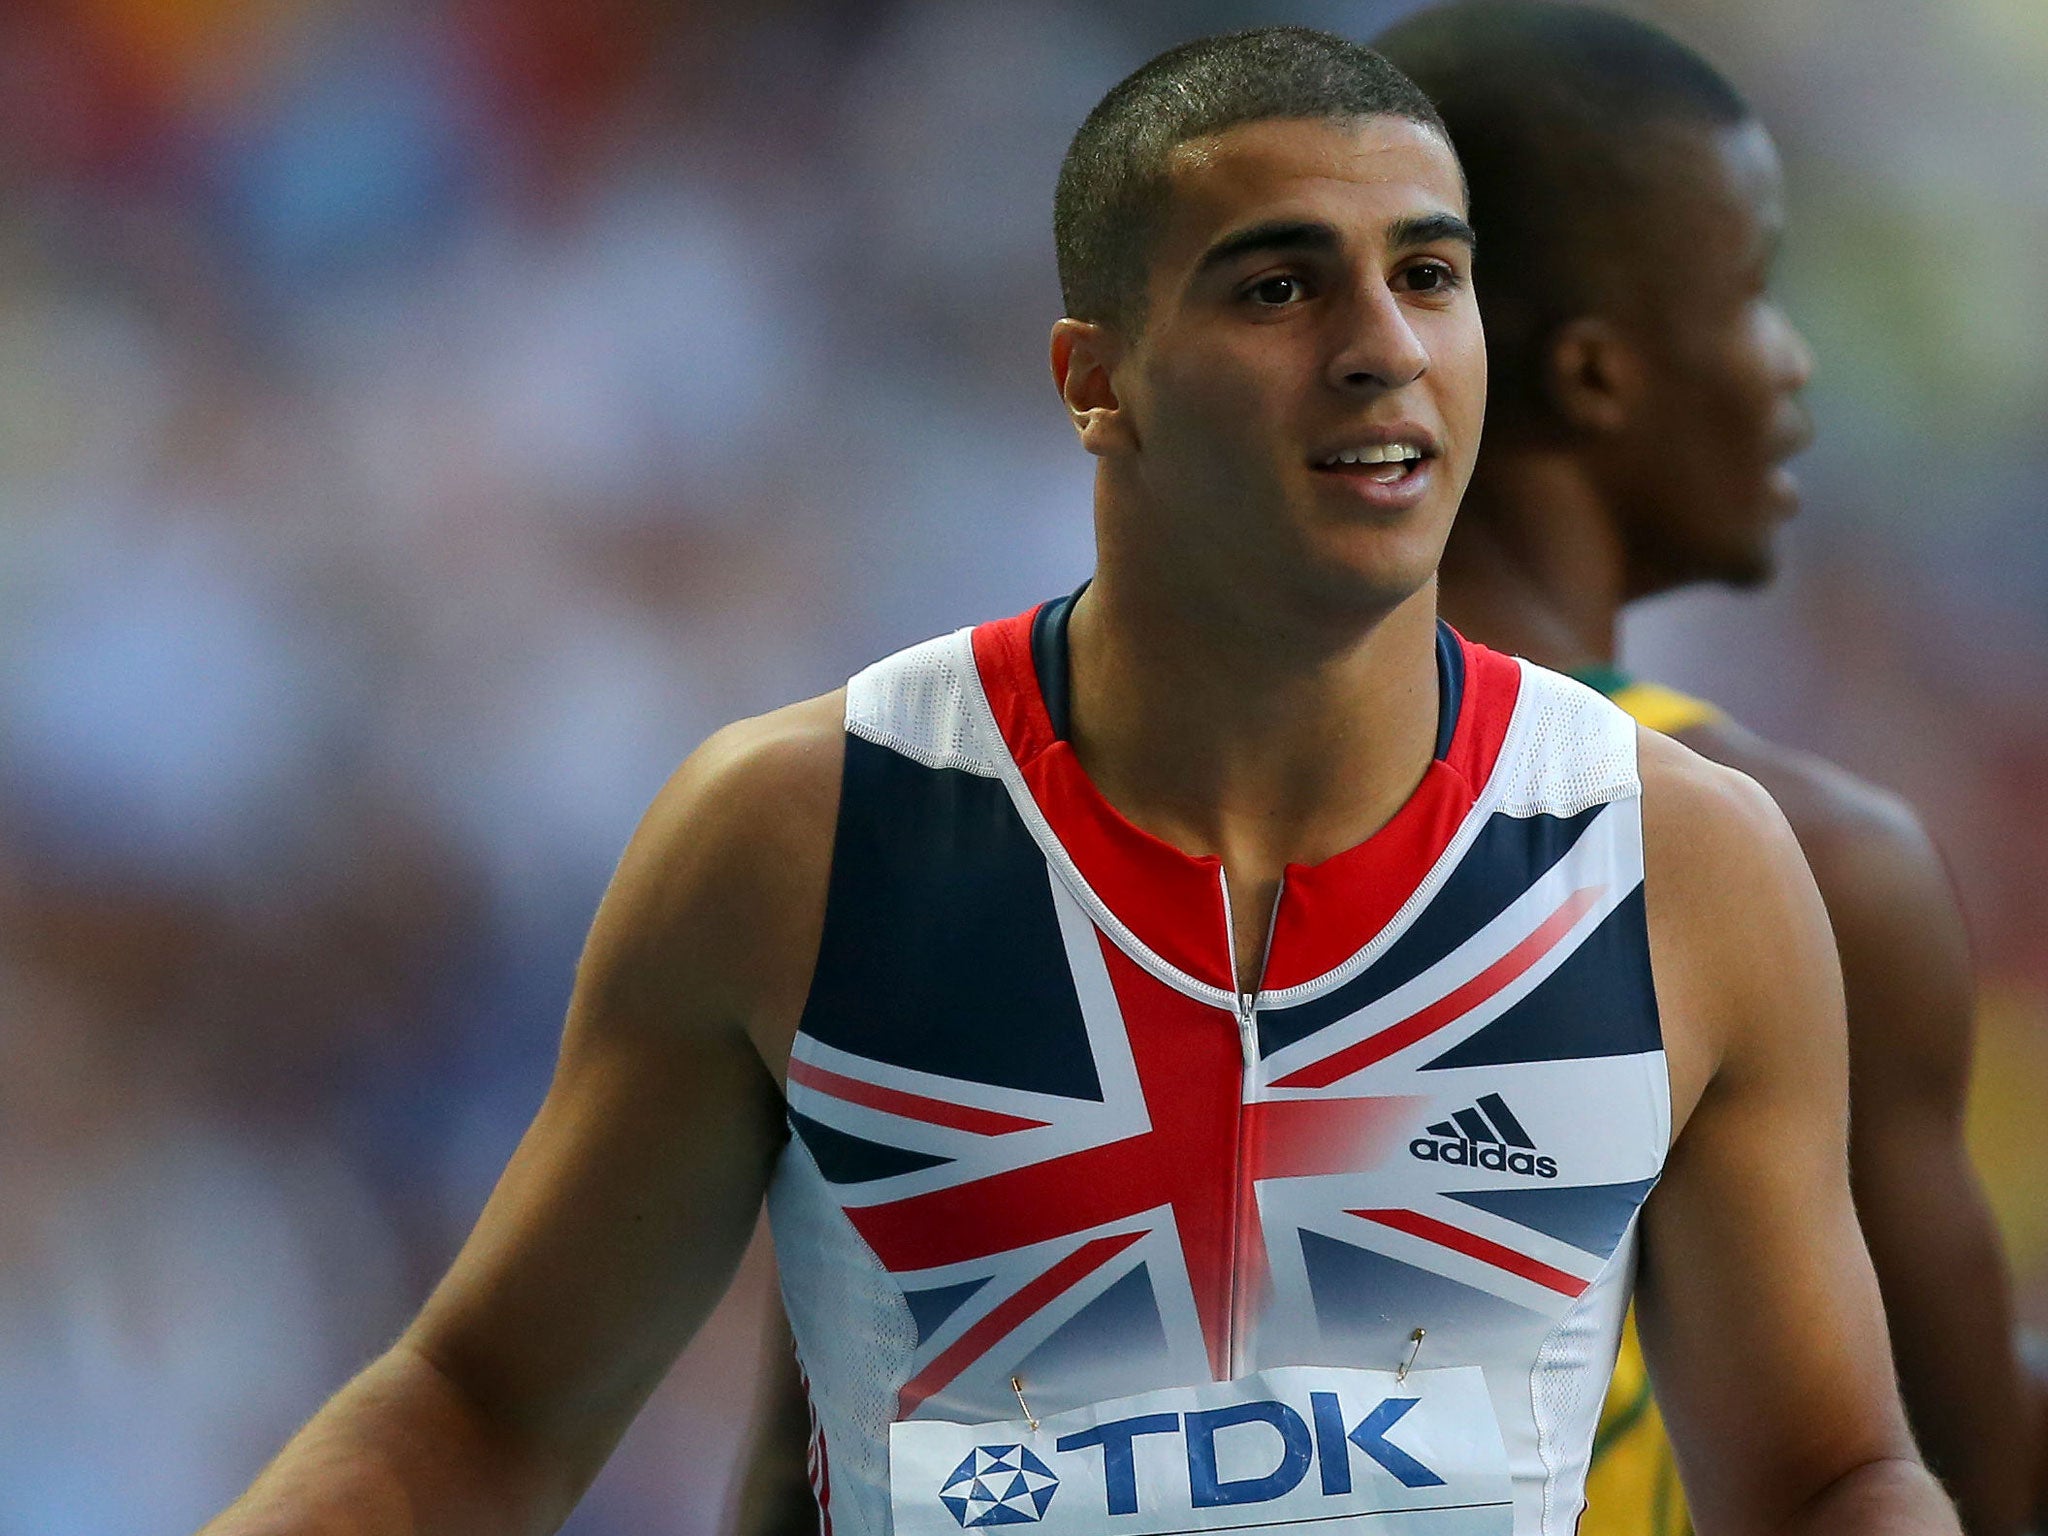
[1,0,2043,1529]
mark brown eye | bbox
[1247,275,1306,306]
[1402,261,1455,293]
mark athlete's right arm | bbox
[198,693,846,1536]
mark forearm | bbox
[1767,1457,1959,1536]
[1855,1150,2033,1535]
[199,1342,579,1536]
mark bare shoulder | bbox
[1635,722,1814,935]
[653,689,848,852]
[1634,726,1843,1129]
[573,689,846,1078]
[1679,715,1947,913]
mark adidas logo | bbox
[1409,1093,1557,1179]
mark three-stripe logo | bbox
[1409,1092,1558,1179]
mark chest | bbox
[779,739,1668,1423]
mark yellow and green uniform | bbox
[1571,664,1723,739]
[1571,665,1721,1536]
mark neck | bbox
[1436,445,1628,672]
[1064,564,1441,879]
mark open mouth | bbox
[1311,441,1434,486]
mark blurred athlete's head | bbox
[1379,1,1813,593]
[1049,29,1487,631]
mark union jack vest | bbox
[767,594,1668,1536]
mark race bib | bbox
[888,1365,1512,1535]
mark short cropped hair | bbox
[1054,27,1447,331]
[1376,1,1751,424]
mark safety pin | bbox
[1011,1374,1039,1430]
[1396,1328,1426,1384]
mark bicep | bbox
[399,711,837,1493]
[1637,762,1915,1531]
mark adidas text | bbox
[1408,1138,1557,1178]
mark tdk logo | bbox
[897,1366,1496,1535]
[1043,1394,1442,1517]
[1410,1093,1557,1179]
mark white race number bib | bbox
[889,1365,1511,1535]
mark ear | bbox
[1049,318,1133,456]
[1543,315,1646,435]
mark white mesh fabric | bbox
[769,1137,920,1536]
[1492,662,1642,820]
[844,628,1007,778]
[1528,1223,1642,1536]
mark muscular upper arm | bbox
[1633,729,1927,1533]
[1682,727,2032,1534]
[398,693,843,1500]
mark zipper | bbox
[1219,868,1283,1380]
[1231,876,1283,1068]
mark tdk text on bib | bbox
[888,1364,1512,1535]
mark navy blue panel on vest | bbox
[1433,620,1465,761]
[1445,1177,1657,1261]
[1016,1263,1168,1380]
[802,734,1104,1102]
[1300,1230,1540,1339]
[1030,588,1084,742]
[789,1110,953,1185]
[1257,804,1607,1059]
[1421,885,1661,1070]
[904,1276,991,1346]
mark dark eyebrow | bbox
[1388,211,1476,253]
[1192,219,1342,277]
[1193,211,1476,281]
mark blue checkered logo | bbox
[938,1444,1059,1526]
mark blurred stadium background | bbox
[1,0,2043,1529]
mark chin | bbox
[1728,540,1777,589]
[1668,497,1785,594]
[1301,507,1454,599]
[1288,543,1443,628]
[1697,539,1777,592]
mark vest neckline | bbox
[971,599,1523,994]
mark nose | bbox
[1325,278,1429,393]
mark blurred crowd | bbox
[0,0,2043,1531]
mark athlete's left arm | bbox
[1630,731,1959,1536]
[1791,783,2035,1536]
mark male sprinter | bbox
[201,30,1959,1536]
[1377,6,2040,1534]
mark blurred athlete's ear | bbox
[1543,314,1644,436]
[1050,317,1131,457]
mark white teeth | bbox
[1324,443,1423,467]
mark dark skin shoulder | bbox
[1673,714,2033,1536]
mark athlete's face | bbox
[1062,115,1485,622]
[1615,119,1815,592]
